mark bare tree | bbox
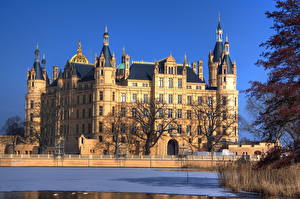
[189,97,237,152]
[27,98,64,154]
[1,116,24,153]
[129,99,178,155]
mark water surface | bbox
[0,167,260,199]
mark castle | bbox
[24,19,238,155]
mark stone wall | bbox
[0,155,236,168]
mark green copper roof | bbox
[117,63,125,69]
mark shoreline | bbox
[0,191,258,199]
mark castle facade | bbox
[24,20,238,155]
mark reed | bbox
[218,162,300,198]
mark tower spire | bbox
[216,14,223,42]
[224,36,230,55]
[183,53,187,66]
[34,43,40,61]
[103,26,109,46]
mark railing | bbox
[0,154,256,161]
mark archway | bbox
[167,139,179,155]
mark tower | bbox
[208,15,223,87]
[95,26,116,84]
[216,36,238,143]
[121,47,130,79]
[25,45,47,138]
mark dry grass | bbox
[218,162,300,198]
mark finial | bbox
[77,40,82,55]
[169,52,172,57]
[34,43,40,61]
[218,12,221,23]
[105,25,108,33]
[183,53,187,66]
[225,36,229,43]
[41,54,46,65]
[122,47,126,56]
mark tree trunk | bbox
[144,138,151,155]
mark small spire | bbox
[103,26,109,46]
[122,47,126,56]
[41,54,46,65]
[183,53,187,66]
[216,14,223,42]
[34,43,40,61]
[225,36,229,43]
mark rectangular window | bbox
[76,124,79,134]
[222,96,227,106]
[82,109,85,118]
[207,97,213,106]
[159,94,164,103]
[178,78,182,88]
[223,111,227,120]
[112,92,115,101]
[88,123,92,134]
[168,124,173,133]
[112,106,115,116]
[76,109,79,119]
[131,108,137,117]
[187,110,192,119]
[131,82,138,87]
[177,109,182,118]
[82,124,85,134]
[187,96,192,105]
[186,125,191,135]
[177,125,182,134]
[99,122,103,133]
[30,100,34,108]
[89,94,92,103]
[168,109,173,118]
[178,95,182,104]
[143,94,149,103]
[159,78,164,88]
[99,91,104,101]
[197,125,202,135]
[168,78,173,88]
[158,108,164,118]
[99,106,103,116]
[121,93,126,102]
[222,125,227,135]
[88,108,92,117]
[168,94,173,104]
[142,83,148,87]
[120,107,126,117]
[198,96,203,105]
[83,95,86,104]
[132,93,137,102]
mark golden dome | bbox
[70,41,89,64]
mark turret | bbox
[25,45,47,137]
[217,37,236,91]
[121,47,130,79]
[197,60,203,81]
[53,66,58,81]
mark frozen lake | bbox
[0,167,259,198]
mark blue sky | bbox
[0,0,276,139]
